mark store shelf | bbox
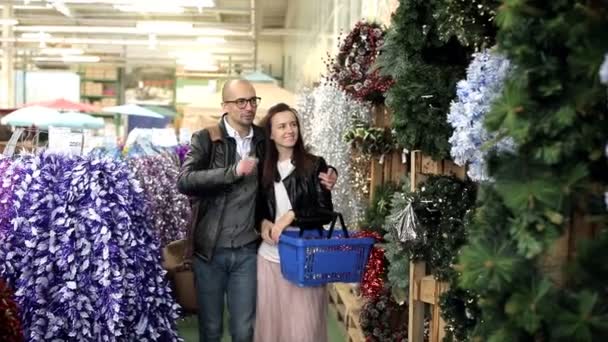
[81,78,118,83]
[81,95,117,99]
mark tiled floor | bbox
[177,307,346,342]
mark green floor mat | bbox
[177,306,347,342]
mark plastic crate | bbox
[278,213,374,287]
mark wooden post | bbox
[408,261,426,342]
[391,149,407,184]
[369,157,384,201]
[382,153,392,184]
[373,104,390,128]
[408,150,464,341]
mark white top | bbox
[223,116,254,159]
[258,159,296,263]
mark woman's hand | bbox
[271,211,295,243]
[261,219,274,245]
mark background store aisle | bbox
[177,307,346,341]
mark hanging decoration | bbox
[354,231,386,299]
[0,278,23,342]
[387,192,422,244]
[129,153,191,247]
[376,0,498,159]
[325,21,394,104]
[0,153,181,341]
[297,83,372,226]
[447,49,513,181]
[343,119,400,161]
[600,53,608,85]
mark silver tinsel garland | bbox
[296,83,372,227]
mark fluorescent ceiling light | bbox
[136,21,193,34]
[51,0,215,7]
[62,55,99,62]
[197,37,226,44]
[196,28,234,36]
[40,47,84,55]
[16,25,251,37]
[182,63,219,72]
[21,32,52,39]
[0,19,19,26]
[115,4,184,13]
[170,51,213,59]
[13,5,49,10]
[49,0,72,17]
[148,33,157,50]
[32,55,100,63]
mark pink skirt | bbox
[254,255,328,342]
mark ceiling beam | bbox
[0,37,254,51]
[1,1,252,15]
[12,25,252,37]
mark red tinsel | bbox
[355,231,386,299]
[0,279,23,342]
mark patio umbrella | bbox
[102,104,164,118]
[47,112,105,129]
[0,106,62,127]
[24,98,97,112]
[142,105,177,118]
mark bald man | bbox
[177,79,337,342]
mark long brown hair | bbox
[261,103,314,188]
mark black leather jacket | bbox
[261,155,334,229]
[177,116,266,261]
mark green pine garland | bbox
[360,182,401,233]
[383,189,412,304]
[407,175,477,281]
[457,1,608,341]
[439,287,481,342]
[376,0,498,159]
[382,176,478,338]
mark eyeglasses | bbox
[223,97,261,109]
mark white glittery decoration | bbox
[297,82,372,228]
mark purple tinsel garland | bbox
[174,144,190,166]
[0,157,23,241]
[0,153,181,341]
[128,153,190,247]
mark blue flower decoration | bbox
[447,49,513,181]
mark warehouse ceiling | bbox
[0,0,293,72]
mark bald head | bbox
[222,79,255,102]
[221,79,257,132]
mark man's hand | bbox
[236,157,257,176]
[319,168,338,191]
[260,219,274,245]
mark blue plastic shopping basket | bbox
[278,212,375,287]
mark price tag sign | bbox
[48,126,84,155]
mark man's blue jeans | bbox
[193,242,257,342]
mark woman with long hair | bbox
[254,103,334,342]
